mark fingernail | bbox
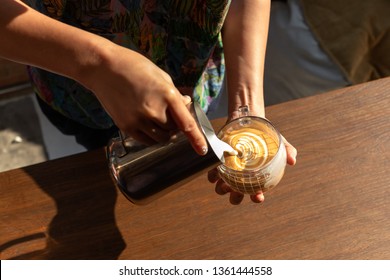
[259,193,265,203]
[290,155,297,166]
[201,146,208,155]
[182,95,192,105]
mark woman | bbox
[0,0,297,204]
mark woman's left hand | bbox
[208,135,297,205]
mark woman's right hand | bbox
[81,43,208,156]
[1,1,207,155]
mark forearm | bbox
[0,0,114,88]
[0,1,210,155]
[222,0,270,118]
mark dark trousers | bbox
[36,96,118,151]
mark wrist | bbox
[228,87,265,120]
[72,34,114,90]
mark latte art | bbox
[216,114,287,195]
[221,128,278,171]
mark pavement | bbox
[0,92,86,173]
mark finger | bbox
[166,90,208,156]
[282,136,297,166]
[149,108,177,132]
[181,95,192,107]
[155,114,177,131]
[230,191,244,205]
[250,192,265,203]
[215,179,230,195]
[158,95,191,133]
[208,168,220,183]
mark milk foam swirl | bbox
[217,116,287,195]
[222,128,269,171]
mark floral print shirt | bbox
[24,0,230,129]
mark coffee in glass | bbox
[216,106,287,195]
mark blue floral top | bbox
[24,0,230,129]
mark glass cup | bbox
[216,106,287,195]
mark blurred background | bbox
[0,58,86,172]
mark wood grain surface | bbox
[1,78,389,260]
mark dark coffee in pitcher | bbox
[106,132,218,204]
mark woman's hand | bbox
[208,135,297,205]
[0,1,208,155]
[81,44,208,156]
[212,0,291,204]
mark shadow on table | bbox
[6,149,126,259]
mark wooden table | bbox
[1,78,389,260]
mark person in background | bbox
[264,0,389,105]
[0,0,297,204]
